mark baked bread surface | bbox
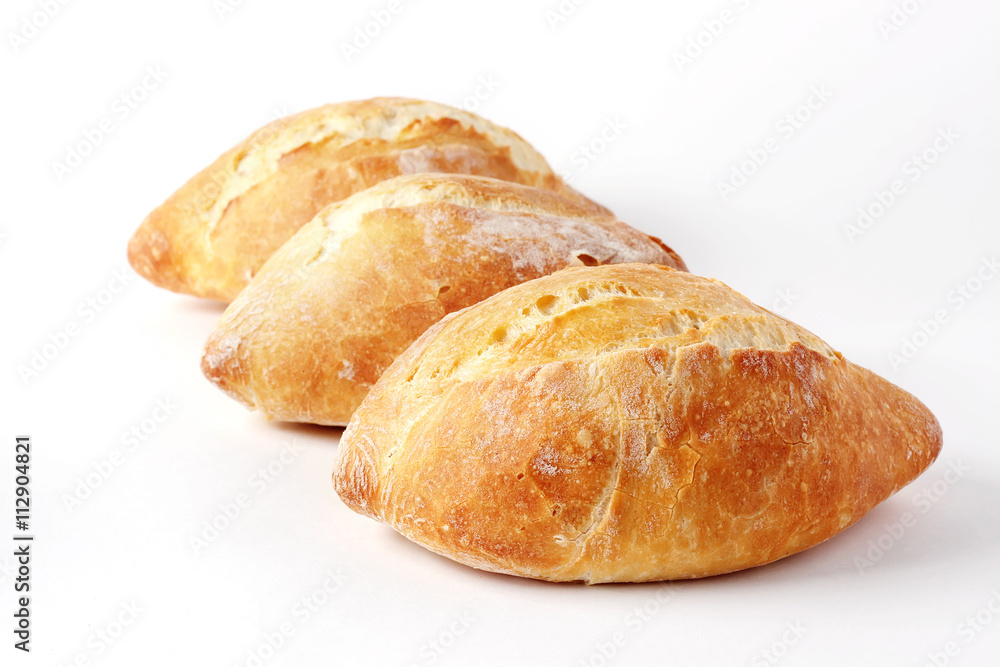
[201,175,686,426]
[128,97,603,300]
[333,263,943,583]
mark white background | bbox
[2,0,999,665]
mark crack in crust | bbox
[402,269,837,392]
[201,98,559,242]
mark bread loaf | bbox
[201,175,686,426]
[332,263,943,583]
[128,97,605,301]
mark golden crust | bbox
[332,263,943,583]
[201,175,686,426]
[127,97,607,301]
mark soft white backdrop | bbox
[2,1,999,665]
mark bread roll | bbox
[333,263,943,583]
[201,174,686,426]
[128,97,604,301]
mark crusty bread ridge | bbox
[332,263,943,583]
[201,174,686,426]
[128,97,605,301]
